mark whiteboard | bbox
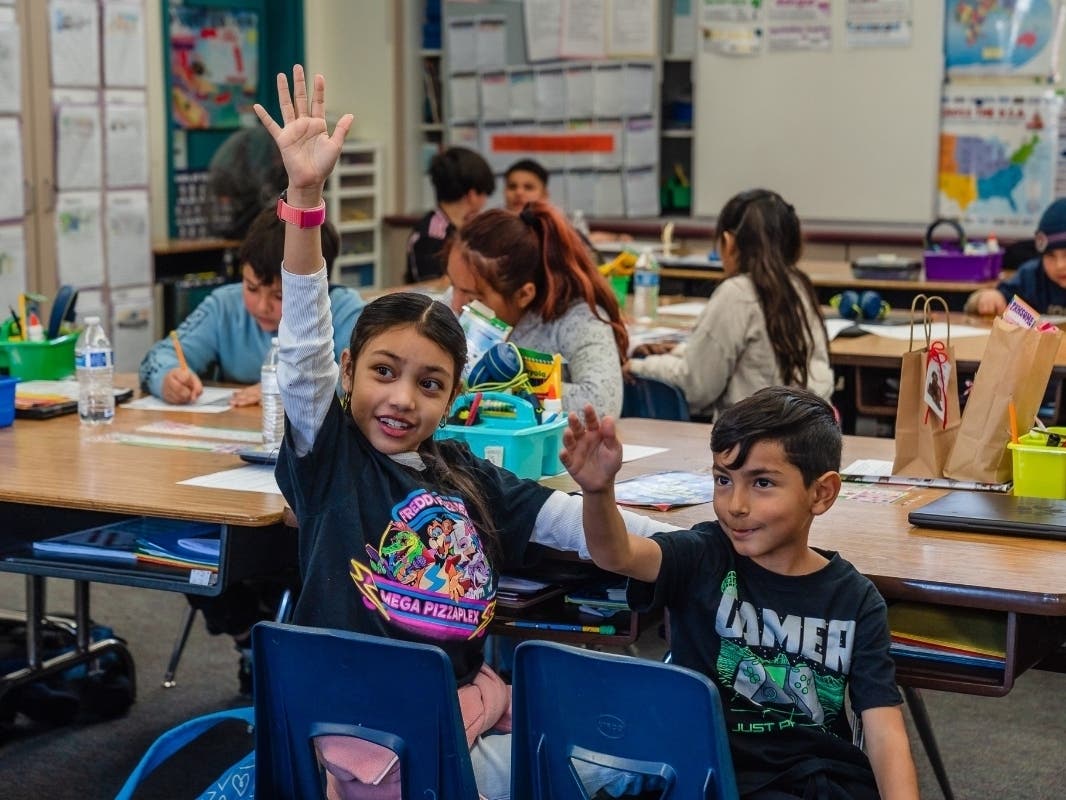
[693,4,944,226]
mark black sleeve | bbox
[627,523,723,612]
[847,583,903,713]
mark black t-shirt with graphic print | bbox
[629,522,901,795]
[276,398,553,686]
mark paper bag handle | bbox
[906,293,929,352]
[922,295,950,348]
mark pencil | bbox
[170,330,188,373]
[1008,400,1019,444]
[505,620,616,635]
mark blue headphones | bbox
[831,290,889,321]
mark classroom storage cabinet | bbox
[325,142,383,290]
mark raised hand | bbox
[559,405,623,494]
[253,64,353,193]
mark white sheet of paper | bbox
[479,72,509,122]
[824,318,857,340]
[49,0,100,88]
[857,322,990,340]
[0,222,26,300]
[593,65,625,118]
[476,17,507,71]
[0,18,20,114]
[565,65,594,118]
[622,167,659,218]
[103,2,146,87]
[445,19,477,74]
[592,120,621,170]
[56,191,105,287]
[448,74,479,122]
[594,171,624,217]
[623,63,655,115]
[125,386,236,412]
[179,465,282,495]
[0,117,24,220]
[56,104,102,190]
[105,190,151,286]
[104,96,148,187]
[624,117,657,167]
[566,171,596,215]
[535,68,566,120]
[508,69,536,120]
[561,0,606,58]
[524,0,562,61]
[109,285,153,373]
[622,444,668,463]
[608,0,657,56]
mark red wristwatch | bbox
[276,191,326,228]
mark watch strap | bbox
[276,192,326,228]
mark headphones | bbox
[831,290,889,321]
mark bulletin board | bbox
[693,3,944,226]
[442,0,661,218]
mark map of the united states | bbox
[938,133,1039,212]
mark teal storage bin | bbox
[435,391,566,479]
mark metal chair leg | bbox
[902,685,955,800]
[162,605,198,688]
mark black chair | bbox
[621,376,691,421]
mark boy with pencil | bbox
[139,206,364,406]
[560,386,919,799]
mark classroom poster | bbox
[765,0,832,52]
[169,7,259,129]
[845,0,913,48]
[937,90,1064,236]
[945,0,1066,80]
[700,0,764,55]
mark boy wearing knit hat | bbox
[967,197,1066,315]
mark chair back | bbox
[510,640,737,800]
[621,376,691,421]
[252,621,479,799]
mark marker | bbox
[505,621,616,635]
[170,330,189,372]
[465,391,483,426]
[1008,400,1019,444]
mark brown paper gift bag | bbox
[892,295,961,478]
[943,317,1063,484]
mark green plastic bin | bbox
[0,319,78,380]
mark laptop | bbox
[908,492,1066,542]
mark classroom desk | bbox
[660,258,998,311]
[546,418,1066,698]
[0,394,290,705]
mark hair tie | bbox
[519,205,540,231]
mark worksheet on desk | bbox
[178,465,281,495]
[125,386,235,412]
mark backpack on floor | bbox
[0,616,135,726]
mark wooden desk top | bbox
[0,393,286,527]
[828,313,1066,371]
[544,418,1066,616]
[152,238,241,256]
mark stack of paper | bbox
[887,602,1006,669]
[565,581,629,618]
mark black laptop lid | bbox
[908,492,1066,542]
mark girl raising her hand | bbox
[254,65,665,800]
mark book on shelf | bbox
[31,518,221,572]
[887,602,1007,661]
[496,574,565,610]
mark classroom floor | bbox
[0,575,1062,798]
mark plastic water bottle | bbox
[74,316,114,425]
[631,248,661,324]
[261,337,284,445]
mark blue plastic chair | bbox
[621,376,691,421]
[510,640,738,799]
[252,621,479,799]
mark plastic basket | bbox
[435,391,567,479]
[1008,428,1066,499]
[922,218,1003,282]
[0,375,15,427]
[0,320,78,380]
[609,275,630,309]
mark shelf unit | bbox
[325,142,383,289]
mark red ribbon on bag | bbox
[923,340,950,429]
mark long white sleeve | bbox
[530,490,681,559]
[278,265,340,457]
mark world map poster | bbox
[945,0,1065,79]
[937,90,1064,236]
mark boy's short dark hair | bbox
[429,147,495,203]
[505,158,549,186]
[711,386,841,485]
[237,206,340,285]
